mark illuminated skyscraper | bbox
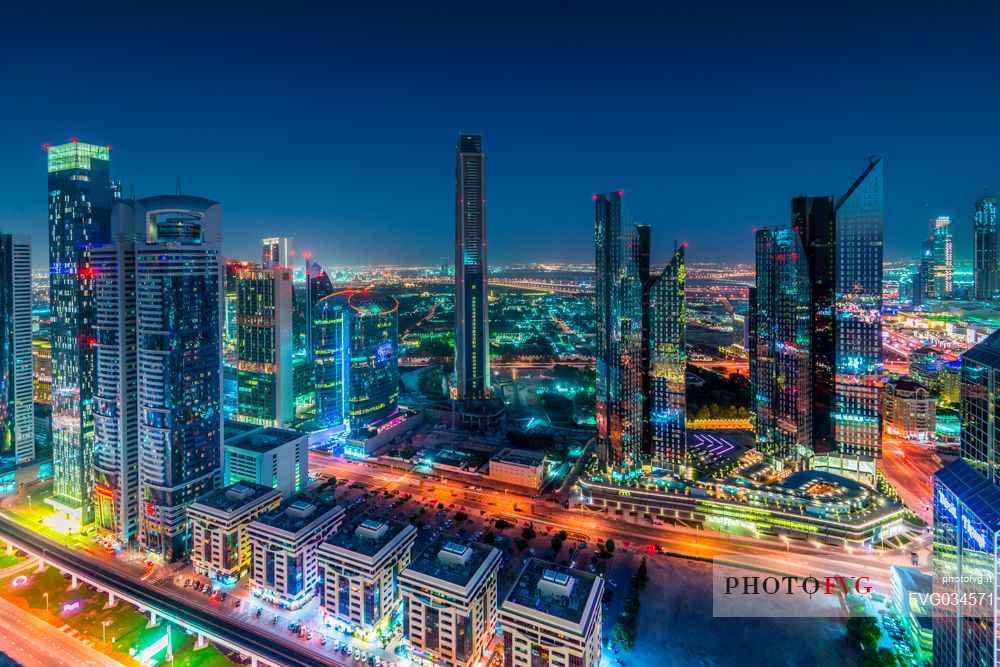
[314,290,399,431]
[133,194,223,560]
[643,238,686,468]
[0,231,33,465]
[974,194,998,301]
[454,134,491,399]
[832,158,883,458]
[234,266,294,428]
[749,227,812,458]
[751,159,883,459]
[91,206,140,542]
[932,216,954,299]
[262,237,292,269]
[47,141,117,525]
[595,194,685,473]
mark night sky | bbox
[2,2,998,269]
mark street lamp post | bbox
[102,619,111,645]
[43,592,49,615]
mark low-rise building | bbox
[890,565,932,661]
[500,559,603,667]
[883,377,936,441]
[318,514,417,637]
[188,482,282,584]
[488,448,546,490]
[223,420,308,500]
[248,493,345,610]
[401,534,501,667]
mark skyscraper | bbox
[454,134,490,400]
[47,140,117,525]
[133,194,223,560]
[314,290,399,431]
[595,193,686,474]
[594,192,643,473]
[234,266,294,428]
[0,231,33,465]
[91,206,140,543]
[957,328,1000,484]
[749,227,812,459]
[931,216,954,299]
[974,194,998,302]
[644,241,687,468]
[262,237,292,269]
[751,159,883,459]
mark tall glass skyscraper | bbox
[91,206,140,543]
[832,158,883,457]
[645,242,687,468]
[262,236,292,269]
[314,290,399,432]
[749,227,812,458]
[234,266,294,427]
[974,194,998,301]
[0,231,33,465]
[957,328,1000,483]
[750,159,883,459]
[595,194,685,474]
[47,141,117,525]
[454,134,491,400]
[133,195,223,560]
[931,216,954,299]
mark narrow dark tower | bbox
[454,134,490,399]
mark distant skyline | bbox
[2,2,999,270]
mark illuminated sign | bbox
[95,483,114,501]
[61,601,81,614]
[963,515,988,551]
[376,342,394,362]
[938,491,957,519]
[10,575,28,588]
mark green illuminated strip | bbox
[47,142,109,173]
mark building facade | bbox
[958,328,1000,483]
[500,560,603,667]
[262,236,292,269]
[248,495,345,610]
[187,482,281,584]
[488,448,546,490]
[973,194,998,302]
[91,206,140,543]
[931,216,954,299]
[222,421,308,500]
[400,535,501,667]
[132,195,223,560]
[454,133,491,400]
[0,232,33,465]
[234,266,294,427]
[47,141,117,525]
[318,514,417,635]
[314,290,399,431]
[883,377,936,442]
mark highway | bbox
[878,435,941,524]
[0,594,125,667]
[310,454,926,594]
[0,514,342,667]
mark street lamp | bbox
[43,592,49,614]
[102,619,111,645]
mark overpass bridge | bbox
[0,514,341,667]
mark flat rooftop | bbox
[225,421,304,453]
[325,513,411,557]
[404,534,498,588]
[192,481,277,514]
[492,448,546,467]
[253,493,341,534]
[505,558,599,625]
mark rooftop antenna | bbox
[176,177,182,196]
[129,183,135,201]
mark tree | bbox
[494,519,511,531]
[418,366,444,397]
[551,530,568,553]
[437,503,444,510]
[514,537,529,550]
[521,525,537,541]
[635,557,649,590]
[846,616,881,652]
[605,539,616,554]
[455,512,469,523]
[482,531,496,544]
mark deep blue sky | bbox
[2,2,998,269]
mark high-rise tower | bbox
[133,194,223,560]
[47,141,117,525]
[0,231,33,465]
[974,194,998,301]
[262,237,293,269]
[931,216,954,299]
[454,134,490,399]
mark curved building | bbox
[314,290,398,431]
